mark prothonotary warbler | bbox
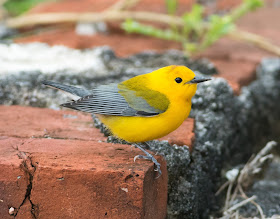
[43,65,210,177]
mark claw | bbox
[133,143,162,179]
[153,162,162,179]
[134,155,140,162]
[155,169,162,179]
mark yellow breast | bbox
[97,99,191,143]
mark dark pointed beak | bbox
[185,77,211,84]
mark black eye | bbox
[175,77,183,83]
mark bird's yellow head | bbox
[146,65,210,102]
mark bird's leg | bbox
[133,143,162,178]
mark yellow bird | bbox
[43,65,210,177]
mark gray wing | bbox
[61,84,160,116]
[42,80,91,98]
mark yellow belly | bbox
[97,100,191,143]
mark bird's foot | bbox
[133,144,162,178]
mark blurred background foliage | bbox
[3,0,52,15]
[1,0,278,57]
[122,0,263,55]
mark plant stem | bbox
[5,11,184,28]
[229,29,280,56]
[4,8,280,56]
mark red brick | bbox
[0,105,106,141]
[211,58,257,94]
[159,118,194,150]
[0,105,194,147]
[15,202,34,219]
[0,106,168,218]
[0,137,30,218]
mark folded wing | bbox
[62,83,169,117]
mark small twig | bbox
[235,210,239,219]
[250,141,276,165]
[238,186,265,219]
[224,196,257,215]
[224,182,234,211]
[217,141,277,219]
[216,180,231,196]
[238,141,277,188]
[253,200,265,219]
[229,184,239,206]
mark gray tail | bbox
[42,81,91,98]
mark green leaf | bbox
[229,0,264,22]
[201,15,235,49]
[165,0,178,15]
[244,0,264,10]
[182,4,204,35]
[184,42,198,53]
[122,0,264,56]
[4,0,51,15]
[122,20,182,41]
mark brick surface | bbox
[0,137,29,218]
[0,105,193,147]
[159,119,194,149]
[0,105,105,141]
[0,106,172,218]
[211,57,258,94]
